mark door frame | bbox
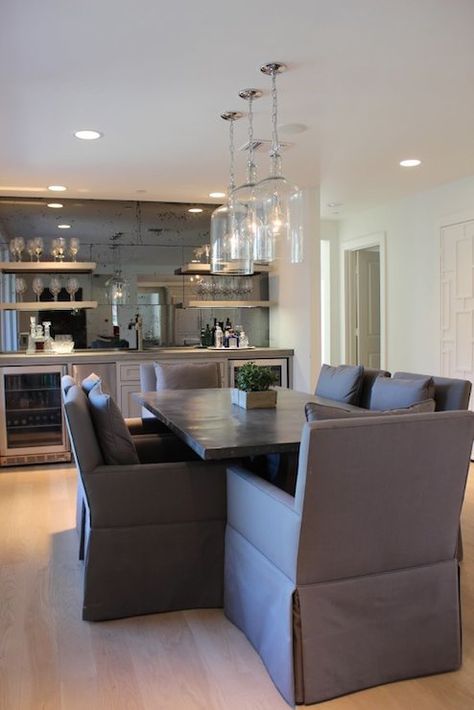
[341,232,387,369]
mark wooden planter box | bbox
[231,388,277,409]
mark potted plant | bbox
[232,361,279,409]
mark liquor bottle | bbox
[215,324,224,348]
[211,318,217,346]
[204,323,212,346]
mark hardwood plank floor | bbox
[0,463,473,710]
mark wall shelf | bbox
[185,300,275,309]
[0,301,98,311]
[0,261,96,274]
[174,263,271,276]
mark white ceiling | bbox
[2,0,474,218]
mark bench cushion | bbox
[305,398,436,422]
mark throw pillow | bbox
[370,376,434,411]
[88,382,139,465]
[81,372,102,394]
[314,364,364,405]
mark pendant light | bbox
[210,112,253,275]
[258,62,303,264]
[232,89,274,264]
[105,238,130,304]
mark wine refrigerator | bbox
[0,365,71,466]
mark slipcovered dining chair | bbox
[224,411,474,705]
[63,380,226,621]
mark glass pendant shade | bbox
[105,271,129,304]
[210,198,253,275]
[257,62,304,264]
[210,110,253,275]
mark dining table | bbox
[134,387,321,461]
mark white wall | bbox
[270,187,321,392]
[338,174,474,374]
[320,219,340,365]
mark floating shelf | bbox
[185,300,275,309]
[0,261,96,274]
[174,263,271,276]
[0,301,98,311]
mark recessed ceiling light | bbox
[47,202,63,209]
[57,224,71,229]
[400,159,421,167]
[48,185,67,192]
[188,207,203,213]
[279,123,308,135]
[209,192,226,199]
[74,129,103,141]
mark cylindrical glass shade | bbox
[210,199,253,275]
[257,175,303,263]
[106,272,130,304]
[233,183,273,264]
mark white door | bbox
[441,221,474,409]
[357,249,381,369]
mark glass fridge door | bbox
[3,370,63,449]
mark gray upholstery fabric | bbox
[224,411,474,705]
[88,383,140,465]
[63,384,104,473]
[358,368,391,408]
[370,375,434,410]
[393,371,472,411]
[133,432,199,464]
[62,376,227,622]
[305,398,435,422]
[154,361,221,390]
[81,372,101,394]
[315,363,364,404]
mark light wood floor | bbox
[0,464,473,710]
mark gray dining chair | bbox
[224,411,474,705]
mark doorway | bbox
[342,233,386,369]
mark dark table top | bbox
[135,387,320,460]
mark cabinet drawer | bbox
[118,363,141,383]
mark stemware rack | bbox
[0,262,98,311]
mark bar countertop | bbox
[0,347,294,366]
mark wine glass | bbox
[27,239,36,261]
[69,237,80,262]
[14,237,24,262]
[66,277,79,301]
[9,238,17,262]
[49,276,62,301]
[32,277,44,302]
[55,237,66,261]
[15,277,27,302]
[51,238,59,261]
[33,237,43,262]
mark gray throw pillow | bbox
[154,361,220,390]
[81,372,102,394]
[315,364,364,405]
[370,376,434,411]
[305,398,436,422]
[61,374,76,396]
[88,382,139,465]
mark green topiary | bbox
[235,361,278,392]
